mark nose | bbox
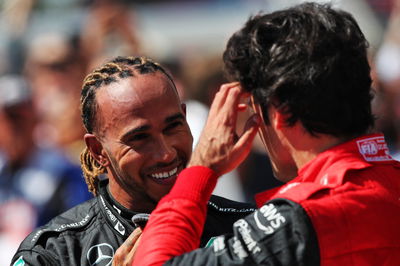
[153,135,177,163]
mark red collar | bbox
[255,133,394,207]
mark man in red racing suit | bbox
[132,3,400,266]
[133,134,400,265]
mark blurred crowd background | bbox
[0,0,399,263]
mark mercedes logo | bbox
[87,243,114,266]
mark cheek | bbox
[118,151,143,177]
[170,126,193,153]
[178,132,193,159]
[181,129,193,148]
[259,127,285,165]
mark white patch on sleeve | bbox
[212,236,226,253]
[232,236,248,259]
[254,204,286,235]
[234,219,261,255]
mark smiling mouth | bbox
[147,161,184,185]
[150,167,178,179]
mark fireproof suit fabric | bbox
[10,179,255,266]
[133,134,400,266]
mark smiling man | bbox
[11,56,255,266]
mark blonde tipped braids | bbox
[80,147,105,195]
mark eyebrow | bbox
[120,112,185,140]
[165,112,185,123]
[121,125,151,140]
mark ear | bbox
[270,107,289,130]
[84,133,110,167]
[250,96,267,126]
[181,103,187,116]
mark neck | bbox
[108,177,156,213]
[290,133,346,170]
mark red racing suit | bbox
[133,134,400,265]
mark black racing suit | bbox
[164,198,320,265]
[10,179,255,266]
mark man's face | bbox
[95,71,193,211]
[250,97,297,182]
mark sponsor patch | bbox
[87,243,114,266]
[55,214,90,232]
[13,256,25,266]
[114,221,126,235]
[205,236,217,248]
[207,201,255,213]
[232,236,248,259]
[31,214,90,243]
[212,236,226,253]
[100,196,125,236]
[234,219,261,255]
[357,136,391,162]
[254,204,286,235]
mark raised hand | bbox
[188,82,260,176]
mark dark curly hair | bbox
[80,56,175,195]
[223,2,374,138]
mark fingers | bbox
[222,114,261,175]
[188,81,256,176]
[210,82,240,114]
[112,228,142,266]
[213,82,248,121]
[129,234,142,260]
[231,114,261,166]
[126,227,142,246]
[224,84,241,111]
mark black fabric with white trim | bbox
[11,179,255,266]
[165,198,320,266]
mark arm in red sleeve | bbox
[133,166,218,266]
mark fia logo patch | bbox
[356,136,391,162]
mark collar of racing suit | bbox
[255,133,394,207]
[97,179,147,237]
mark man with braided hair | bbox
[11,56,255,266]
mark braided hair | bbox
[80,56,175,195]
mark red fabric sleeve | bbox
[133,166,218,266]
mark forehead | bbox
[100,70,177,101]
[95,71,180,134]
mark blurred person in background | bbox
[80,0,141,62]
[0,75,91,265]
[24,32,88,162]
[11,56,255,266]
[374,0,400,157]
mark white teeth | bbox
[151,167,178,179]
